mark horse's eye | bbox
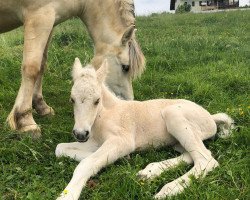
[122,64,130,72]
[94,98,100,105]
[70,98,75,104]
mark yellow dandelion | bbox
[239,111,244,116]
[140,181,145,185]
[63,189,68,195]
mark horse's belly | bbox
[0,12,22,33]
[0,0,23,33]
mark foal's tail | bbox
[212,113,235,138]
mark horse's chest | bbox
[91,115,117,144]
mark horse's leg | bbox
[57,136,134,200]
[154,106,219,198]
[32,31,55,116]
[6,10,55,137]
[55,140,99,161]
[137,151,193,180]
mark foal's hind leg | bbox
[32,31,55,116]
[137,151,193,180]
[154,105,218,199]
[7,9,55,137]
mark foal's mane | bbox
[116,0,146,79]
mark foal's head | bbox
[70,58,107,142]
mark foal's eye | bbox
[94,98,100,105]
[122,64,130,72]
[70,98,75,104]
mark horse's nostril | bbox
[72,129,77,136]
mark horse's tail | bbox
[212,113,235,138]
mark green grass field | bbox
[0,10,249,200]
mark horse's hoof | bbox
[7,107,41,139]
[19,124,41,139]
[39,106,55,116]
[33,97,55,116]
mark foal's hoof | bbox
[137,162,164,180]
[20,124,41,139]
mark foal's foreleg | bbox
[55,140,99,161]
[32,31,55,116]
[7,9,55,137]
[154,106,219,198]
[57,136,134,200]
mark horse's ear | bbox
[121,25,135,46]
[72,57,83,81]
[97,59,108,84]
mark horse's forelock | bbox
[129,38,146,80]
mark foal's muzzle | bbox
[72,129,89,142]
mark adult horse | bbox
[0,0,145,138]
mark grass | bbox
[0,10,249,200]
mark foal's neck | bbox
[101,84,119,108]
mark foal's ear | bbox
[72,57,83,81]
[97,59,108,84]
[121,25,135,46]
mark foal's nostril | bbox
[72,129,90,142]
[85,130,89,137]
[77,134,86,141]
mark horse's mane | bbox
[117,0,146,79]
[116,0,135,26]
[129,37,146,79]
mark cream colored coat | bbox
[0,0,145,137]
[56,58,234,200]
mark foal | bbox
[56,58,234,199]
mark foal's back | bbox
[113,99,216,149]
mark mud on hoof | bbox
[6,108,41,139]
[19,124,41,139]
[33,96,55,116]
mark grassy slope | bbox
[0,11,249,200]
